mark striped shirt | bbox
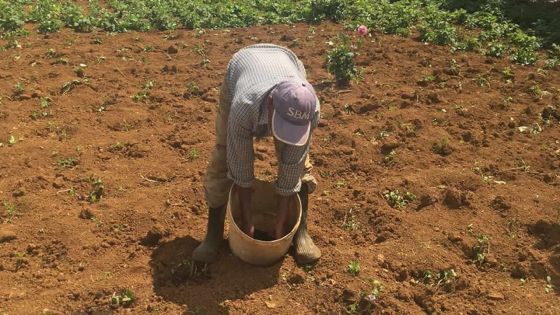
[225,44,320,196]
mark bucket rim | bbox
[227,185,302,245]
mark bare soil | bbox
[0,22,559,314]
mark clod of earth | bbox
[0,228,17,243]
[443,188,470,209]
[140,224,170,246]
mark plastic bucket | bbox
[227,180,302,266]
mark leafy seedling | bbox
[88,177,104,203]
[60,80,82,94]
[472,234,490,265]
[3,201,16,220]
[171,259,209,283]
[57,157,78,169]
[188,148,200,161]
[7,135,16,146]
[384,190,416,208]
[13,81,25,96]
[347,260,360,276]
[342,209,360,231]
[110,289,135,308]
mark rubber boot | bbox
[293,185,321,264]
[192,205,226,263]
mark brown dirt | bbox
[1,22,559,314]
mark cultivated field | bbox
[0,1,559,314]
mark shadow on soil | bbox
[150,236,281,314]
[529,220,560,294]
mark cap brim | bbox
[272,110,310,146]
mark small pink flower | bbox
[357,25,368,36]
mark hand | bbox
[274,193,297,239]
[233,184,254,237]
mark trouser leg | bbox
[274,140,321,264]
[193,80,232,263]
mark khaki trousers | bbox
[203,80,317,209]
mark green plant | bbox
[60,80,83,94]
[131,80,155,103]
[188,148,200,161]
[474,74,490,88]
[326,35,357,87]
[383,149,397,166]
[13,81,25,96]
[56,157,78,169]
[88,177,104,203]
[347,260,360,276]
[193,44,210,67]
[3,201,16,219]
[171,259,209,282]
[472,234,490,265]
[110,289,135,308]
[342,208,360,231]
[436,268,457,286]
[184,81,201,98]
[501,67,514,82]
[384,189,416,209]
[529,85,544,100]
[73,64,86,77]
[432,138,452,156]
[544,275,555,293]
[7,135,16,146]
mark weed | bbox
[432,138,452,156]
[501,67,514,83]
[343,104,354,114]
[56,157,78,169]
[529,85,544,100]
[47,122,68,140]
[418,74,437,86]
[436,268,457,286]
[544,276,555,293]
[384,190,416,209]
[473,74,490,88]
[342,209,360,231]
[88,177,104,203]
[132,80,155,103]
[383,149,397,166]
[184,81,201,98]
[347,260,360,276]
[171,259,209,283]
[31,96,53,120]
[188,148,200,161]
[110,289,135,308]
[13,81,25,96]
[193,44,210,67]
[7,135,17,146]
[40,96,51,108]
[472,234,490,265]
[60,80,82,94]
[3,201,16,220]
[377,130,390,140]
[73,64,86,78]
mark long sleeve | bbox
[226,103,255,188]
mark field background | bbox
[0,1,559,314]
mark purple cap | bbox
[271,80,317,146]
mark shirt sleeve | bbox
[227,104,255,188]
[276,104,320,195]
[276,141,309,196]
